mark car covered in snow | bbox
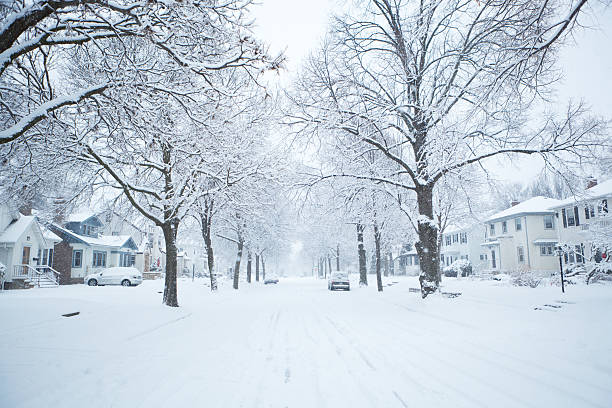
[328,271,350,291]
[264,275,279,284]
[85,267,143,287]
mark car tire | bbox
[121,279,131,287]
[88,279,98,286]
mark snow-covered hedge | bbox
[511,266,541,288]
[0,262,5,276]
[443,259,472,277]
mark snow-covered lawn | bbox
[1,276,611,408]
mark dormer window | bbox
[84,225,97,237]
[489,224,495,236]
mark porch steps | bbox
[25,276,59,288]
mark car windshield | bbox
[332,273,348,279]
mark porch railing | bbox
[12,264,60,287]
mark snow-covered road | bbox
[1,277,611,407]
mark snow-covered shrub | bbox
[443,259,472,277]
[0,262,5,289]
[586,262,612,284]
[511,266,541,288]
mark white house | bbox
[50,212,138,281]
[481,196,562,274]
[549,178,612,268]
[440,223,487,272]
[0,204,61,288]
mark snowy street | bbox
[1,277,611,408]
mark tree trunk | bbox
[389,252,394,276]
[247,251,252,283]
[357,223,367,286]
[373,221,383,292]
[255,253,260,282]
[233,238,244,290]
[415,185,440,298]
[327,255,332,276]
[336,243,340,271]
[162,222,179,307]
[383,249,389,277]
[200,200,217,291]
[261,254,266,281]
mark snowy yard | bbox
[1,277,611,408]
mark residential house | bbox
[549,178,612,268]
[50,212,138,283]
[440,223,487,272]
[0,204,61,289]
[481,196,562,274]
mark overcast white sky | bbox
[250,1,612,184]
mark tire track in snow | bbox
[367,302,610,408]
[328,313,489,408]
[379,296,612,401]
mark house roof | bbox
[51,225,137,250]
[65,211,103,226]
[485,196,562,222]
[0,214,51,246]
[42,226,61,243]
[550,179,612,208]
[0,215,34,243]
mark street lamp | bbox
[555,245,565,294]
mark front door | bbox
[491,250,496,269]
[21,246,31,276]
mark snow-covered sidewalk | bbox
[1,276,611,408]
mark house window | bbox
[502,221,507,233]
[566,208,576,226]
[119,253,135,267]
[598,199,608,215]
[72,250,83,268]
[460,233,468,244]
[47,248,54,266]
[540,245,554,256]
[575,245,584,264]
[517,246,525,263]
[452,234,458,243]
[490,224,495,236]
[515,218,522,231]
[445,236,451,246]
[93,251,107,267]
[85,225,97,237]
[543,215,554,229]
[585,204,595,219]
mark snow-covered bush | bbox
[443,259,472,278]
[511,266,541,288]
[0,262,6,289]
[586,261,612,284]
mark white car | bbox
[328,272,350,291]
[85,267,143,287]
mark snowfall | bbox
[1,276,611,408]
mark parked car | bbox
[328,272,350,291]
[264,275,279,284]
[85,267,143,287]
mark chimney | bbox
[587,177,597,189]
[53,197,67,224]
[19,202,32,216]
[511,200,520,207]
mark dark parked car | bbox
[264,276,279,284]
[328,272,350,291]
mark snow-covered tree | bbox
[289,0,605,297]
